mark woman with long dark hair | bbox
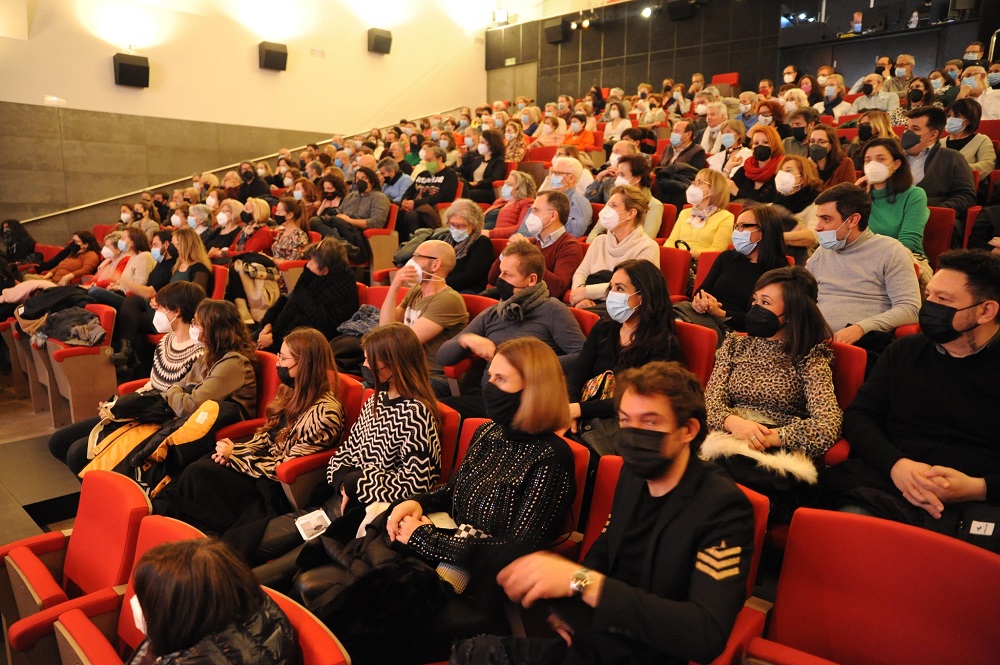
[1,219,38,264]
[567,259,682,452]
[701,266,841,520]
[153,327,345,538]
[29,230,100,284]
[676,205,791,340]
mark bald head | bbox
[417,239,456,275]
[357,154,377,171]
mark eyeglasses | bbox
[694,179,711,187]
[277,353,298,365]
[734,223,759,232]
[550,171,574,177]
[808,139,831,146]
[411,253,437,261]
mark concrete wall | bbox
[0,101,333,244]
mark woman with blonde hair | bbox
[171,226,213,294]
[290,337,576,664]
[519,105,541,136]
[729,124,785,202]
[571,185,660,311]
[504,120,528,164]
[710,119,753,178]
[483,170,536,239]
[153,327,345,539]
[848,109,894,168]
[667,168,735,257]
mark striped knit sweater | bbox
[327,393,441,506]
[148,333,205,392]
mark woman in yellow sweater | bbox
[665,168,735,258]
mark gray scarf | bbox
[497,281,549,322]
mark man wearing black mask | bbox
[781,107,819,157]
[902,107,976,244]
[820,250,1000,549]
[452,361,755,665]
[850,55,891,93]
[849,73,899,114]
[236,160,268,202]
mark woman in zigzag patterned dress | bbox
[253,322,442,584]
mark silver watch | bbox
[569,568,592,596]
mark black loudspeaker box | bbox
[259,42,288,71]
[113,53,149,88]
[368,28,392,54]
[544,18,568,44]
[666,0,695,20]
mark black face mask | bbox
[874,66,886,77]
[900,129,922,151]
[299,159,307,169]
[619,427,672,479]
[495,277,516,301]
[908,89,924,104]
[858,124,874,142]
[753,145,772,162]
[792,126,807,142]
[273,214,286,225]
[745,304,783,338]
[918,300,981,344]
[276,365,295,388]
[242,170,255,182]
[860,83,874,97]
[483,382,523,428]
[808,144,829,162]
[356,180,369,194]
[361,365,376,387]
[134,211,144,220]
[323,191,337,200]
[240,211,253,223]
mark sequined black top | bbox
[406,421,575,566]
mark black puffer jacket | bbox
[127,595,300,665]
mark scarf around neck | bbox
[497,280,549,322]
[742,156,779,183]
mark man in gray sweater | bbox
[437,240,586,418]
[807,185,920,365]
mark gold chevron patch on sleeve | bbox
[695,540,741,580]
[696,561,740,580]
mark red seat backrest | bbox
[83,304,116,346]
[557,435,591,536]
[460,294,499,320]
[768,508,1000,665]
[569,307,600,336]
[579,455,623,561]
[979,119,1000,142]
[437,402,462,483]
[211,265,228,300]
[924,206,956,271]
[528,145,558,162]
[692,251,721,293]
[829,340,866,411]
[490,238,507,260]
[658,246,691,299]
[675,320,717,387]
[736,484,769,597]
[336,373,364,434]
[355,282,368,305]
[711,72,739,86]
[37,244,64,262]
[965,205,982,249]
[657,203,678,238]
[454,418,490,472]
[263,588,349,665]
[254,350,279,419]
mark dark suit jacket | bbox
[657,143,708,171]
[914,144,976,246]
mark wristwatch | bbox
[569,568,592,596]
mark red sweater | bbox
[228,226,274,257]
[489,198,534,240]
[488,230,583,300]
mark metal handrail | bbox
[990,27,1000,63]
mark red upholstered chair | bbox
[660,246,692,303]
[0,317,29,399]
[435,402,463,485]
[569,307,600,335]
[964,205,982,249]
[924,207,955,271]
[211,264,228,299]
[675,320,717,388]
[273,373,366,509]
[0,472,149,634]
[262,588,351,665]
[692,251,721,293]
[527,145,558,163]
[8,516,205,665]
[43,304,117,427]
[91,225,117,245]
[278,259,308,291]
[741,508,1000,665]
[490,238,508,260]
[212,350,278,443]
[442,295,499,396]
[819,340,867,468]
[657,203,678,238]
[362,203,400,275]
[363,285,408,308]
[453,418,490,475]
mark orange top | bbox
[563,130,595,152]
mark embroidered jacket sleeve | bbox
[776,343,842,457]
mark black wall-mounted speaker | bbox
[666,0,695,20]
[367,28,392,54]
[544,18,569,44]
[113,53,149,88]
[259,42,288,71]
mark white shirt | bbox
[849,91,899,114]
[979,88,1000,121]
[907,148,931,184]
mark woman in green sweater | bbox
[858,138,930,284]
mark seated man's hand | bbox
[392,264,419,288]
[459,333,496,361]
[575,298,597,310]
[401,200,414,211]
[498,551,604,608]
[918,466,987,505]
[891,458,945,519]
[568,286,587,305]
[832,324,865,346]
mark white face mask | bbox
[170,214,182,227]
[598,206,624,231]
[609,153,621,167]
[505,132,516,142]
[863,160,892,184]
[130,595,146,634]
[193,181,202,192]
[477,143,489,155]
[609,109,620,119]
[758,115,773,126]
[206,195,217,208]
[774,169,798,195]
[816,75,829,86]
[189,325,202,343]
[120,212,131,223]
[405,258,425,283]
[418,148,427,161]
[695,103,708,116]
[101,245,115,260]
[614,175,632,187]
[278,165,288,174]
[543,124,554,134]
[524,213,544,236]
[152,309,175,334]
[739,103,752,114]
[685,184,705,206]
[284,177,294,188]
[256,167,266,177]
[570,121,582,133]
[783,73,796,84]
[785,101,798,113]
[216,211,229,226]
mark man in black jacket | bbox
[451,361,755,665]
[397,146,458,242]
[902,107,977,246]
[236,161,269,203]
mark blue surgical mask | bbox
[449,227,469,243]
[431,130,439,140]
[731,230,757,255]
[117,239,127,252]
[517,102,526,110]
[606,291,639,323]
[459,119,469,128]
[187,216,198,228]
[825,85,837,98]
[720,133,736,149]
[293,190,303,200]
[549,174,564,189]
[817,220,849,251]
[151,247,163,263]
[895,67,907,78]
[945,117,965,134]
[931,78,943,90]
[500,184,513,200]
[335,158,343,168]
[669,132,682,146]
[464,136,474,148]
[988,73,1000,88]
[962,76,978,88]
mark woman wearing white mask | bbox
[483,171,536,239]
[567,259,681,444]
[857,138,932,285]
[438,132,460,167]
[666,168,735,258]
[213,198,273,261]
[533,116,565,147]
[754,99,792,140]
[188,203,213,236]
[570,185,660,311]
[269,157,293,188]
[602,102,633,153]
[563,112,597,154]
[439,199,493,293]
[665,83,692,119]
[504,121,528,164]
[203,198,244,252]
[89,231,128,288]
[709,120,753,179]
[461,129,508,205]
[47,281,207,474]
[586,155,663,240]
[772,155,821,225]
[676,206,791,341]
